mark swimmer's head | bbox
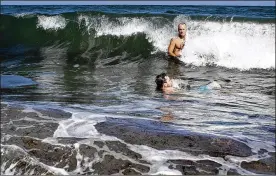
[178,23,187,38]
[155,73,167,91]
[178,23,186,28]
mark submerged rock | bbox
[241,152,275,175]
[92,155,150,175]
[3,103,271,175]
[2,136,150,175]
[168,159,222,175]
[95,117,253,158]
[1,103,71,139]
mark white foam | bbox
[151,166,182,175]
[37,15,67,30]
[97,17,148,36]
[178,19,275,70]
[182,31,275,69]
[78,15,147,36]
[171,79,189,89]
[67,101,163,119]
[53,111,119,141]
[128,144,257,175]
[3,161,17,175]
[206,81,221,89]
[14,12,34,18]
[1,144,69,175]
[78,15,93,34]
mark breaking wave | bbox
[1,12,275,70]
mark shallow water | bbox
[1,5,275,175]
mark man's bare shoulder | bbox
[169,37,179,45]
[170,37,178,41]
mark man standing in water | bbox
[167,23,187,59]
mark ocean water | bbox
[1,5,275,175]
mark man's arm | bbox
[168,38,177,57]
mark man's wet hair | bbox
[155,73,167,91]
[178,23,186,27]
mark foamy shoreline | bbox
[1,103,275,175]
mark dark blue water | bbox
[2,5,275,19]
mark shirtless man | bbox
[167,23,187,58]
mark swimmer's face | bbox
[163,76,171,88]
[178,24,186,37]
[163,83,170,88]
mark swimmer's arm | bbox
[168,38,178,57]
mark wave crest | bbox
[37,15,67,30]
[1,12,275,70]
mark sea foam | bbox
[84,14,275,70]
[37,15,67,30]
